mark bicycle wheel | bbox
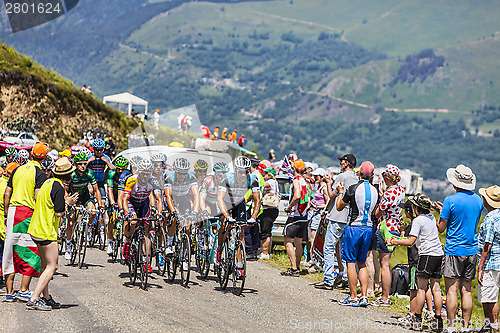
[198,230,210,280]
[231,240,246,296]
[179,232,191,287]
[155,227,167,276]
[97,217,105,251]
[58,218,66,255]
[218,240,230,290]
[138,235,149,290]
[129,239,138,285]
[77,222,88,269]
[88,221,96,248]
[112,222,122,262]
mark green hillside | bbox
[3,0,500,190]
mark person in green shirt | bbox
[26,157,77,311]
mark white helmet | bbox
[137,159,153,172]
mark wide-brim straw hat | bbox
[53,157,76,176]
[446,164,476,191]
[479,185,500,209]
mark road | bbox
[1,248,407,333]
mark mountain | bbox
[2,0,500,190]
[0,42,136,150]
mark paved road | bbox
[1,248,407,332]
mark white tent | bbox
[103,92,148,117]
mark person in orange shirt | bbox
[231,130,237,143]
[213,127,219,139]
[222,128,228,140]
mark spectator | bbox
[26,157,78,310]
[388,194,444,331]
[258,167,279,260]
[213,127,219,139]
[154,109,160,130]
[282,159,310,277]
[315,154,358,290]
[222,127,228,140]
[238,134,245,147]
[336,161,378,307]
[477,185,500,333]
[245,159,265,259]
[306,167,328,267]
[433,164,483,332]
[3,142,48,302]
[268,149,275,163]
[371,164,405,307]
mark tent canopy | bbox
[103,92,148,116]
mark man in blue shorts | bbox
[335,161,378,307]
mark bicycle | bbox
[166,213,193,287]
[128,216,157,290]
[218,218,254,296]
[150,211,167,276]
[71,206,99,269]
[111,208,124,263]
[195,211,220,280]
[88,208,105,251]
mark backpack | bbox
[390,264,410,296]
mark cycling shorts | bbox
[128,198,151,225]
[76,191,95,207]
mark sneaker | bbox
[398,313,414,323]
[65,242,72,260]
[158,253,165,266]
[165,246,173,255]
[15,290,33,302]
[122,243,130,259]
[412,317,423,331]
[359,296,368,307]
[215,249,222,266]
[314,282,333,290]
[332,274,343,288]
[257,253,271,260]
[26,298,52,311]
[280,268,300,277]
[370,296,391,307]
[423,310,435,323]
[106,242,113,255]
[300,260,311,267]
[182,262,189,271]
[338,296,359,307]
[5,294,17,302]
[146,264,153,273]
[41,295,61,309]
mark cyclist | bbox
[105,156,129,255]
[18,149,30,165]
[2,147,18,168]
[40,156,55,179]
[65,152,104,260]
[151,154,166,193]
[163,157,200,254]
[200,162,229,216]
[87,138,114,243]
[122,159,163,273]
[215,156,261,277]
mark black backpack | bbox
[390,264,410,296]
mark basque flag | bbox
[281,155,294,182]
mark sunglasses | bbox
[76,162,87,166]
[153,163,163,168]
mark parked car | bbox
[3,131,39,148]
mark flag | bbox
[281,155,294,182]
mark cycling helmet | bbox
[151,154,164,163]
[5,147,18,158]
[173,157,190,173]
[92,138,105,149]
[158,153,167,163]
[80,147,92,158]
[18,149,30,160]
[234,156,251,171]
[73,152,88,163]
[129,155,143,168]
[137,159,153,172]
[40,156,55,171]
[114,156,129,169]
[213,162,229,173]
[194,159,208,172]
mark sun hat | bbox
[359,161,374,177]
[409,193,432,211]
[32,142,48,159]
[479,185,500,209]
[263,167,276,176]
[311,167,326,177]
[304,162,314,171]
[293,159,305,172]
[446,164,476,191]
[383,164,400,176]
[53,157,76,176]
[337,154,356,167]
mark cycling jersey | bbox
[218,172,259,208]
[87,153,112,185]
[118,169,131,192]
[70,169,97,205]
[199,175,218,204]
[124,174,161,205]
[106,169,122,200]
[164,171,197,197]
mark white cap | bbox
[305,162,314,171]
[311,167,326,177]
